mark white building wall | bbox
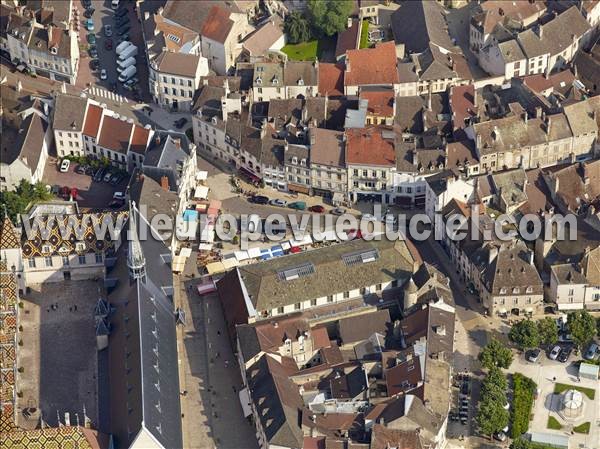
[55,130,84,157]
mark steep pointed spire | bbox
[127,201,146,280]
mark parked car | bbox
[84,166,95,176]
[59,159,70,172]
[104,24,112,37]
[85,19,94,31]
[89,47,98,58]
[116,15,130,26]
[174,117,188,129]
[118,25,130,36]
[103,172,113,182]
[249,195,269,205]
[309,205,325,213]
[84,8,95,18]
[109,173,122,185]
[558,346,572,363]
[584,343,599,361]
[269,199,287,207]
[87,33,96,45]
[526,348,541,363]
[50,185,60,195]
[108,199,124,208]
[362,213,377,221]
[113,191,125,200]
[83,0,91,7]
[118,34,130,44]
[104,38,113,50]
[59,186,70,200]
[330,207,346,215]
[100,69,107,80]
[288,201,306,210]
[116,7,128,17]
[93,168,105,182]
[74,164,86,174]
[549,345,562,360]
[90,59,100,70]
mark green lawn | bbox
[554,383,596,400]
[282,37,335,61]
[359,20,369,49]
[573,422,590,434]
[546,416,562,430]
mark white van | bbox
[118,65,137,83]
[117,56,136,73]
[111,0,120,10]
[118,44,138,60]
[115,40,132,56]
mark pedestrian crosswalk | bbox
[87,86,128,103]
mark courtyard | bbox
[16,281,102,430]
[508,351,599,449]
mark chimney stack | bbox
[160,176,170,191]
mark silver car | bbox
[104,24,112,37]
[548,345,561,360]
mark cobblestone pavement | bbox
[176,254,258,449]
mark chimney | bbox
[523,112,528,124]
[535,106,542,118]
[144,11,150,20]
[160,176,170,191]
[537,25,543,39]
[553,176,559,194]
[154,135,161,146]
[476,133,482,149]
[528,251,534,265]
[545,116,551,134]
[347,17,353,29]
[173,138,181,149]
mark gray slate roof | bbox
[52,94,87,132]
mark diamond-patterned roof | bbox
[0,426,103,449]
[0,216,19,250]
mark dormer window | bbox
[500,287,507,294]
[76,242,86,252]
[300,158,306,166]
[526,286,533,293]
[272,77,279,84]
[297,78,304,86]
[211,116,217,125]
[50,46,58,55]
[292,156,298,165]
[513,287,520,294]
[255,77,262,85]
[42,244,51,253]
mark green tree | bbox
[308,0,353,37]
[0,179,52,222]
[481,366,508,404]
[284,11,311,44]
[479,337,513,370]
[596,317,600,336]
[567,310,596,349]
[537,317,559,346]
[509,320,540,350]
[477,397,510,439]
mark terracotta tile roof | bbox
[97,116,133,154]
[450,85,478,130]
[345,127,395,166]
[359,90,395,117]
[335,19,359,59]
[474,0,546,35]
[345,42,399,87]
[155,51,201,78]
[83,104,103,138]
[130,125,150,155]
[523,70,576,94]
[318,63,345,96]
[201,6,233,44]
[446,140,478,169]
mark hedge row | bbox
[511,373,537,438]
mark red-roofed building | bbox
[83,104,103,139]
[200,5,254,75]
[96,116,134,169]
[359,90,395,126]
[344,42,400,95]
[345,127,396,203]
[318,63,345,97]
[449,85,479,133]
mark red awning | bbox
[239,167,261,183]
[290,246,302,253]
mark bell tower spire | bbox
[127,201,146,280]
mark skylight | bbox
[278,262,316,281]
[342,249,380,266]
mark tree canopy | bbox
[479,337,513,370]
[284,11,311,44]
[481,366,508,404]
[509,320,540,350]
[537,317,559,346]
[567,310,596,349]
[477,396,509,438]
[0,180,52,222]
[307,0,353,37]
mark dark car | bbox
[118,25,130,36]
[90,59,99,70]
[309,205,325,213]
[558,346,572,363]
[108,199,125,209]
[85,166,95,176]
[116,15,130,26]
[84,8,95,18]
[87,33,96,45]
[74,164,86,174]
[89,47,98,58]
[116,7,128,17]
[250,195,269,205]
[83,0,92,7]
[104,38,113,50]
[174,117,188,129]
[526,348,541,363]
[93,168,105,182]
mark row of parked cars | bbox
[248,195,351,215]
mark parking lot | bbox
[42,156,129,210]
[76,0,149,101]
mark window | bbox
[327,295,333,303]
[28,259,36,268]
[294,303,301,310]
[45,256,53,267]
[568,289,574,296]
[376,283,382,291]
[310,298,317,306]
[95,253,103,263]
[62,256,69,266]
[79,255,86,264]
[513,298,518,305]
[343,291,350,299]
[277,306,284,314]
